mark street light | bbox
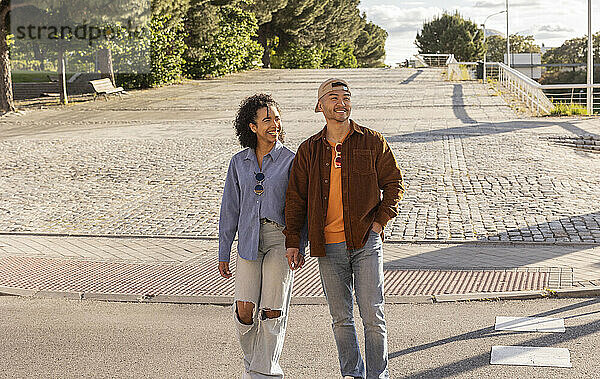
[587,0,593,115]
[506,0,510,67]
[482,10,506,82]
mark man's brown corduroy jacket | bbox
[284,120,404,257]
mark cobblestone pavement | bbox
[1,68,599,244]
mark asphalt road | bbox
[0,296,599,378]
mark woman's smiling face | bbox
[250,105,281,147]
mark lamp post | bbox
[482,10,507,83]
[587,0,593,115]
[506,0,510,67]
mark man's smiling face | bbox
[318,89,352,123]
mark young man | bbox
[284,78,403,379]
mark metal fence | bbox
[447,62,479,81]
[486,62,600,115]
[541,84,600,114]
[414,54,456,67]
[485,62,555,115]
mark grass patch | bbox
[550,102,588,116]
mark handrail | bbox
[490,62,555,115]
[414,53,455,67]
[540,83,600,90]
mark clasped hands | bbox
[285,222,382,271]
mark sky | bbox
[358,0,595,65]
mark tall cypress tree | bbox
[300,0,363,47]
[270,0,330,48]
[354,17,387,67]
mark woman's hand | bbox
[219,261,232,278]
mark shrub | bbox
[184,5,262,79]
[279,43,322,69]
[321,43,358,68]
[550,102,588,116]
[115,14,187,89]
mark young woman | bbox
[218,94,304,379]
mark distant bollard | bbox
[476,62,484,80]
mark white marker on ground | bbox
[495,316,565,332]
[490,346,572,368]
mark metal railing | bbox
[414,54,456,67]
[486,62,555,115]
[486,62,600,115]
[541,84,600,114]
[447,62,479,81]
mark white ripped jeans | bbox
[234,222,293,378]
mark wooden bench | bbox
[89,78,125,100]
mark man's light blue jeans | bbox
[318,230,388,379]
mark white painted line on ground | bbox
[490,346,572,368]
[495,316,566,332]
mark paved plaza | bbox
[1,68,600,298]
[2,296,600,378]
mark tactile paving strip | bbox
[0,256,551,297]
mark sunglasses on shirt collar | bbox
[254,172,265,195]
[334,143,342,168]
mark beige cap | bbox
[315,78,351,112]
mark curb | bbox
[0,288,434,305]
[0,232,219,241]
[1,233,598,247]
[433,290,547,303]
[2,286,598,304]
[549,286,600,298]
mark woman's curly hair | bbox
[234,94,285,149]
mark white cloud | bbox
[473,0,542,8]
[532,25,578,40]
[537,25,575,33]
[361,5,445,29]
[359,4,446,61]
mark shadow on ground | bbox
[385,212,600,270]
[400,70,423,85]
[390,298,600,378]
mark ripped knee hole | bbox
[261,308,282,319]
[236,301,255,325]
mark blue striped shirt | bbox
[219,141,297,262]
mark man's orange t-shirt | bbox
[324,138,347,244]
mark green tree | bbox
[542,33,600,64]
[245,0,289,67]
[292,0,363,48]
[279,42,322,68]
[415,12,483,62]
[184,4,262,78]
[321,42,357,68]
[271,0,329,47]
[129,14,187,87]
[354,17,387,68]
[540,33,600,84]
[2,0,43,111]
[254,0,368,68]
[486,34,541,62]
